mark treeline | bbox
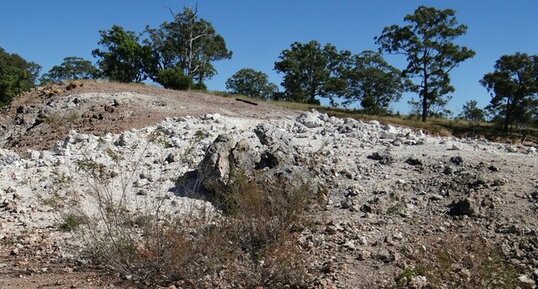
[1,6,537,131]
[0,48,41,106]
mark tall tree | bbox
[226,68,278,99]
[376,6,475,121]
[92,25,153,83]
[145,7,232,87]
[40,57,98,83]
[0,47,41,106]
[480,53,538,132]
[344,50,407,114]
[274,41,350,104]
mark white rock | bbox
[296,110,324,128]
[517,275,535,285]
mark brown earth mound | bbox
[0,80,294,155]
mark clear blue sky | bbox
[1,1,537,114]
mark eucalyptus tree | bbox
[40,57,98,83]
[145,7,232,88]
[92,25,153,83]
[376,6,475,121]
[274,41,350,104]
[344,50,407,114]
[226,68,278,99]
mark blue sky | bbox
[1,1,537,114]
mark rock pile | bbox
[1,109,537,288]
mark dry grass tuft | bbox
[78,167,315,288]
[393,233,531,289]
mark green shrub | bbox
[192,82,207,91]
[156,67,192,90]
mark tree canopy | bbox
[40,56,98,84]
[343,50,407,114]
[376,6,475,121]
[480,53,538,131]
[0,47,40,106]
[145,7,232,87]
[274,41,349,104]
[92,25,153,83]
[226,68,278,99]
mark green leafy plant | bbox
[376,6,475,121]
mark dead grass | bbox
[393,233,532,289]
[44,110,80,130]
[213,91,538,144]
[77,161,315,288]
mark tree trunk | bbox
[187,34,193,90]
[422,95,428,122]
[504,98,511,133]
[422,78,429,122]
[421,58,429,122]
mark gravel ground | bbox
[0,83,537,288]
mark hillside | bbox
[0,82,537,289]
[0,81,292,155]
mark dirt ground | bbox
[1,81,537,289]
[0,81,298,289]
[0,80,294,155]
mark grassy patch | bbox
[59,213,88,232]
[392,233,531,289]
[44,111,80,130]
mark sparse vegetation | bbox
[44,111,80,130]
[59,213,88,232]
[215,92,538,143]
[2,4,538,289]
[393,233,531,289]
[78,167,315,288]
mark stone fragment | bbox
[448,198,476,216]
[296,110,324,128]
[405,157,423,166]
[450,156,463,166]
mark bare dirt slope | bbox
[0,80,294,155]
[0,81,297,289]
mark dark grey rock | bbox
[405,157,423,166]
[367,152,394,165]
[450,156,463,166]
[448,198,476,216]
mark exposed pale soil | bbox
[0,82,537,289]
[0,81,293,155]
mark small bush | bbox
[156,67,192,90]
[192,82,207,91]
[213,172,314,288]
